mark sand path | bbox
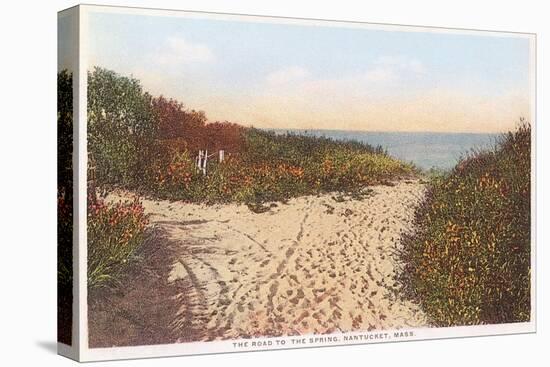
[111,180,428,341]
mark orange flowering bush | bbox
[138,128,414,205]
[152,151,202,200]
[87,197,148,289]
[194,128,415,204]
[399,121,531,326]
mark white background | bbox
[0,0,547,365]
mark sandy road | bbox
[108,180,428,342]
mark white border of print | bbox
[66,4,537,362]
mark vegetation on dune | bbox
[57,68,150,291]
[57,70,73,343]
[57,70,73,289]
[398,121,531,326]
[87,197,148,289]
[151,128,415,205]
[87,67,415,205]
[87,67,158,188]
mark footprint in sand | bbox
[114,180,429,340]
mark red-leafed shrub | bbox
[87,197,148,289]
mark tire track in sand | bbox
[112,179,428,341]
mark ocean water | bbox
[268,129,500,170]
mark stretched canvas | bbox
[58,4,536,362]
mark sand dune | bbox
[108,179,428,341]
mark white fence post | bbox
[197,149,225,175]
[203,149,208,175]
[196,150,200,172]
[196,150,203,173]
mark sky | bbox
[83,10,533,133]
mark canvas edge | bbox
[79,323,536,362]
[530,32,537,333]
[57,7,79,360]
[78,2,535,36]
[56,5,79,362]
[76,4,90,362]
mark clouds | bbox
[360,56,426,83]
[125,36,219,108]
[362,67,399,83]
[264,56,426,91]
[374,56,426,74]
[215,87,529,134]
[87,11,531,133]
[129,53,528,134]
[155,36,214,67]
[257,57,427,114]
[266,66,310,86]
[198,56,528,133]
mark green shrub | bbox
[87,67,157,188]
[398,122,531,326]
[87,198,148,289]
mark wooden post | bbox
[196,150,201,172]
[197,151,200,170]
[203,149,208,175]
[199,150,205,174]
[219,149,225,163]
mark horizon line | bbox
[250,125,509,135]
